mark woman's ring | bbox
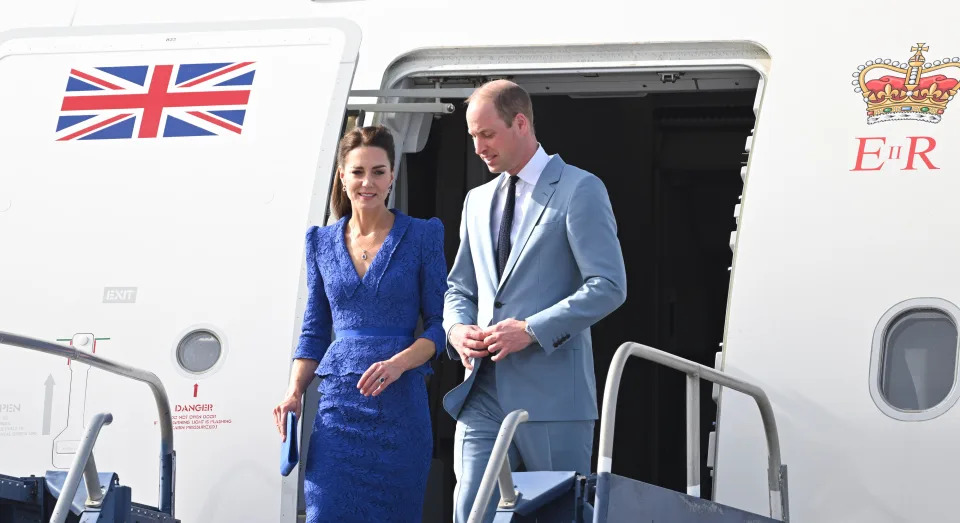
[378,377,386,384]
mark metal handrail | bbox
[597,342,788,521]
[466,409,529,523]
[0,330,176,516]
[50,412,112,523]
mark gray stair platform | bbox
[594,473,781,523]
[491,471,583,522]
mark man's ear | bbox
[514,113,526,131]
[515,113,534,135]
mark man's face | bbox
[466,98,525,174]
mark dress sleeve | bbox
[293,227,333,362]
[418,218,448,359]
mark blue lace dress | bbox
[293,210,447,523]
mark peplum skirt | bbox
[303,370,432,523]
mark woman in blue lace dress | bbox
[273,125,447,522]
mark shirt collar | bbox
[500,144,550,190]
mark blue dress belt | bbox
[335,327,414,338]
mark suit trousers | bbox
[452,366,594,523]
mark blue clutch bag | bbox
[280,411,299,476]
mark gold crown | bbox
[853,43,960,124]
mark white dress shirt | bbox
[491,144,553,250]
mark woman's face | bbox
[340,146,394,212]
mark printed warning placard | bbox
[0,388,43,438]
[171,403,233,431]
[0,402,38,437]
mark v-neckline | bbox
[341,210,398,282]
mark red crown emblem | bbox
[853,43,960,124]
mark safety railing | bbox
[466,409,529,523]
[50,412,113,523]
[0,331,176,516]
[598,342,788,521]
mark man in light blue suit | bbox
[443,80,627,523]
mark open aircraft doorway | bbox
[371,49,765,520]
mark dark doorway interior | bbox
[404,89,757,521]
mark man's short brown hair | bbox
[466,79,535,132]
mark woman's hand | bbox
[357,359,405,397]
[273,391,303,442]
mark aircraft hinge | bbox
[658,71,683,83]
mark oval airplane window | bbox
[870,298,960,421]
[176,330,223,374]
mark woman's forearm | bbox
[390,338,436,372]
[287,358,320,397]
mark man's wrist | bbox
[523,320,538,344]
[448,323,463,341]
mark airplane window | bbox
[870,299,960,421]
[881,310,957,410]
[176,330,223,374]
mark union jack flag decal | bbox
[56,62,256,140]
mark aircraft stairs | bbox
[0,332,787,523]
[0,332,178,523]
[465,342,790,523]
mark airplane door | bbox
[0,18,360,523]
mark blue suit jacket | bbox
[442,155,627,422]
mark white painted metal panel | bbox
[715,33,960,522]
[0,18,358,522]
